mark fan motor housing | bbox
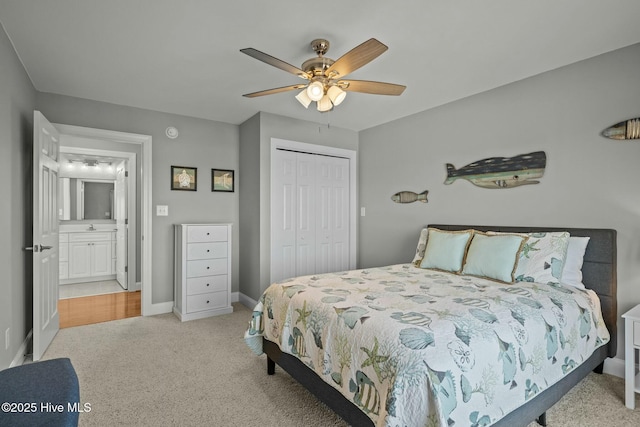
[301,57,335,76]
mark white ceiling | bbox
[1,0,639,131]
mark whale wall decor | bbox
[444,151,546,189]
[601,117,640,140]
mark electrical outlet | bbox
[5,328,9,350]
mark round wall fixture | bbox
[166,126,179,139]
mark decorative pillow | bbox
[411,228,429,266]
[515,231,570,284]
[560,236,590,289]
[462,232,528,283]
[419,228,473,273]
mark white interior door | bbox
[316,156,350,274]
[271,148,350,282]
[32,111,60,361]
[115,162,128,288]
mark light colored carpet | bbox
[41,303,640,426]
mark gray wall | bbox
[358,43,640,359]
[0,23,36,369]
[238,112,359,301]
[36,94,239,304]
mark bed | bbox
[245,225,617,426]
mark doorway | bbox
[56,146,138,327]
[54,124,154,323]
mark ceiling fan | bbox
[240,38,406,112]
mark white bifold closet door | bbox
[271,149,350,283]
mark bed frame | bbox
[263,225,617,427]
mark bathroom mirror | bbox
[59,178,114,221]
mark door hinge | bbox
[125,266,128,273]
[125,171,129,177]
[125,219,128,225]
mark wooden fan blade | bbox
[240,48,309,79]
[243,84,306,98]
[325,39,388,78]
[340,80,406,96]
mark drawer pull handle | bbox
[207,250,210,252]
[206,300,210,304]
[207,233,210,235]
[207,266,210,269]
[206,283,210,287]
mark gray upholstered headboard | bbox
[429,225,618,358]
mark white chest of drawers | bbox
[174,224,233,321]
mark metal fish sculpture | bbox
[601,117,640,140]
[444,151,546,189]
[391,190,429,203]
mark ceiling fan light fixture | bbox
[317,95,333,112]
[327,85,346,106]
[295,89,312,108]
[306,81,325,101]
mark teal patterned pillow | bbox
[515,231,570,284]
[462,232,528,282]
[411,228,429,266]
[419,228,473,273]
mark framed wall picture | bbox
[171,166,197,191]
[212,169,234,192]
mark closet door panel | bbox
[296,153,316,277]
[271,150,297,282]
[271,148,351,282]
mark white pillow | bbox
[411,228,429,266]
[560,236,590,289]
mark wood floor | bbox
[58,291,141,328]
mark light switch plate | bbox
[156,205,169,216]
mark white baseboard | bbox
[231,291,239,303]
[11,329,32,367]
[145,301,173,316]
[604,357,625,378]
[238,293,258,309]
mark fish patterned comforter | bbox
[244,264,610,426]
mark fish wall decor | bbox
[601,117,640,140]
[391,190,429,203]
[444,151,546,189]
